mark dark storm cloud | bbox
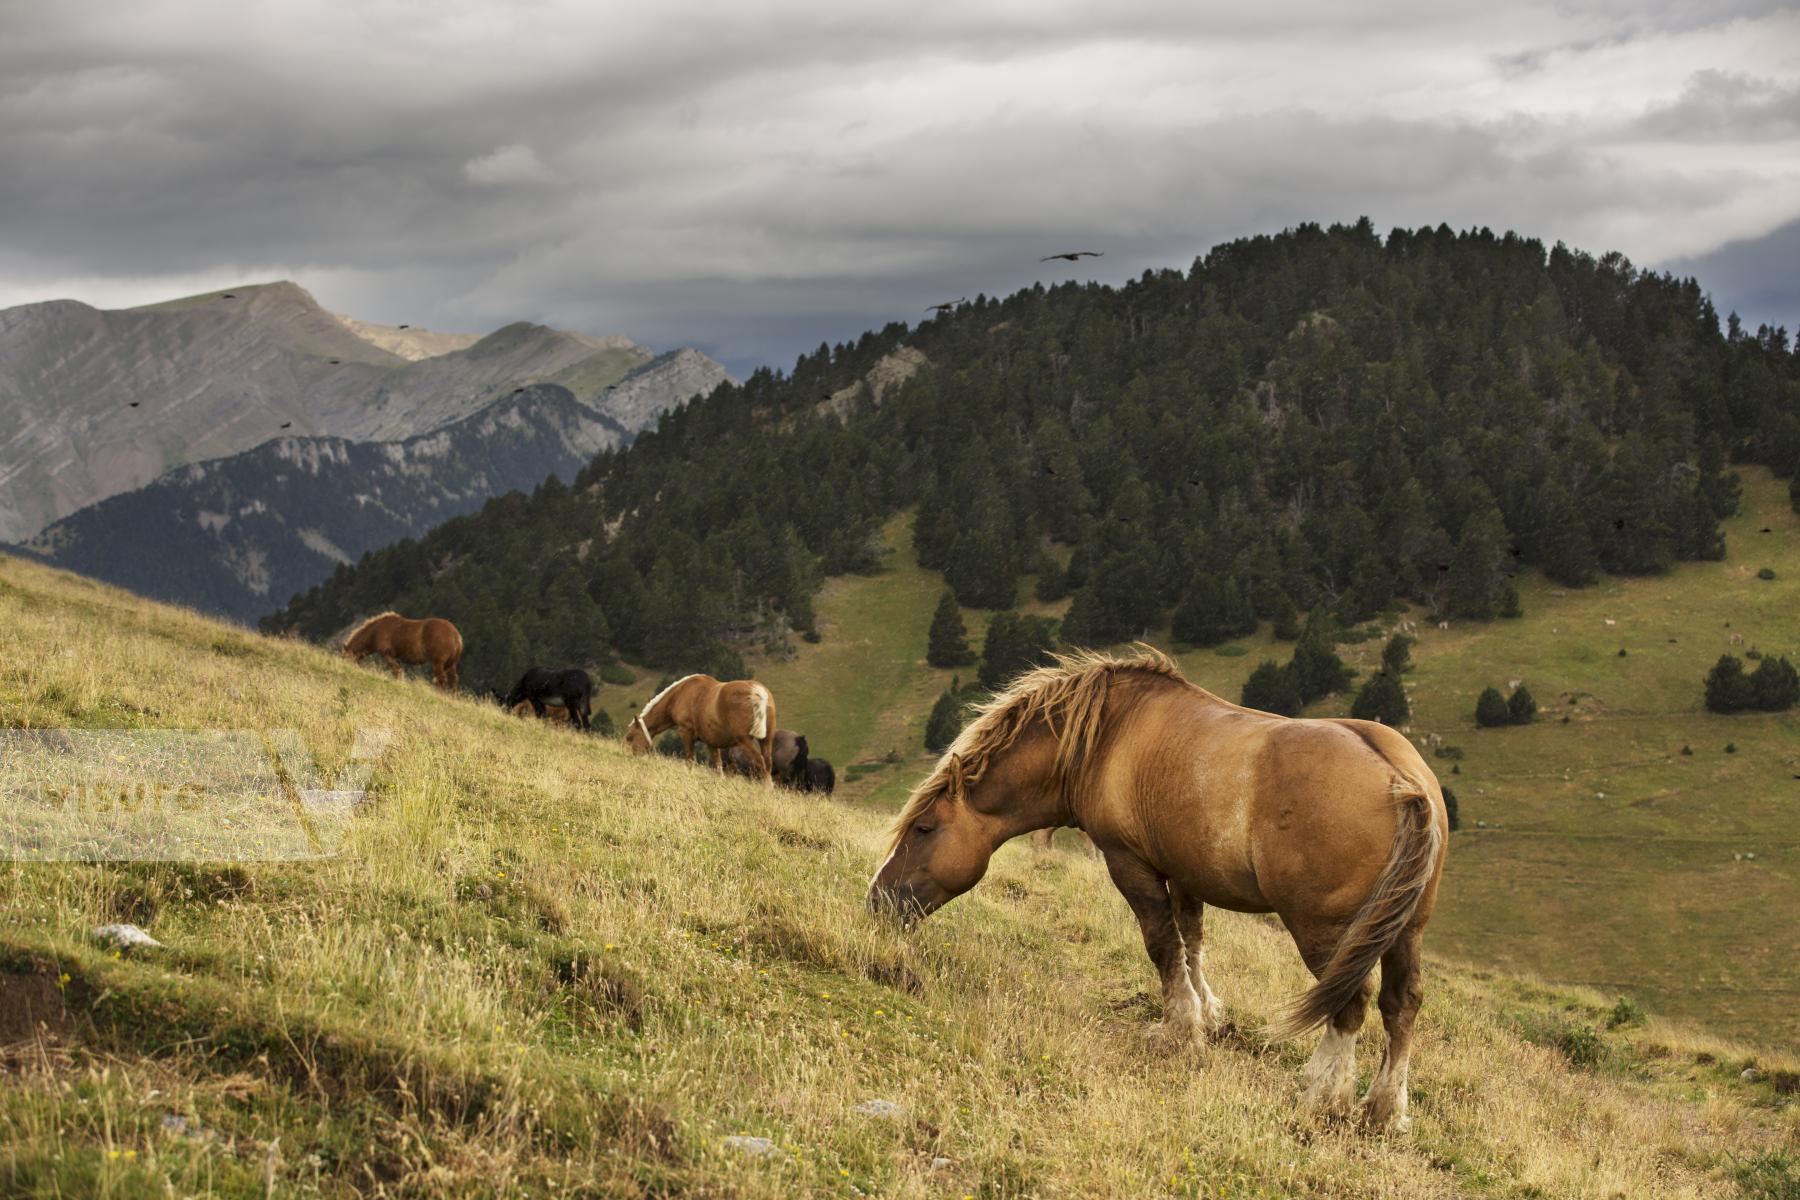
[2,0,1796,374]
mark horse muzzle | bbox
[866,882,935,928]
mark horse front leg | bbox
[733,737,769,783]
[1100,847,1207,1051]
[679,730,695,761]
[383,653,404,678]
[1171,886,1227,1036]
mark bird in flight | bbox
[128,401,140,408]
[220,293,237,299]
[328,359,340,365]
[926,298,966,314]
[397,324,411,330]
[1040,251,1102,262]
[280,421,293,429]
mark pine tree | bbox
[1241,661,1302,716]
[924,682,966,751]
[1538,481,1599,588]
[1289,612,1353,703]
[1475,686,1511,727]
[926,591,974,667]
[1749,656,1799,711]
[1704,655,1754,713]
[1442,786,1460,832]
[978,612,1059,691]
[1171,573,1256,647]
[1507,685,1537,725]
[1448,502,1507,620]
[1381,633,1415,675]
[1350,671,1410,726]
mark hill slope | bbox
[586,467,1800,1048]
[0,556,1794,1196]
[13,385,630,623]
[0,281,732,541]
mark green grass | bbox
[1,551,1795,1196]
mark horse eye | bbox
[914,823,935,836]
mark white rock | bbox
[852,1099,905,1119]
[722,1135,778,1156]
[92,924,162,949]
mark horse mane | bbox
[344,611,400,644]
[636,673,701,725]
[886,645,1187,854]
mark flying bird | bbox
[926,298,966,314]
[280,421,293,429]
[220,293,236,299]
[397,324,411,330]
[1040,251,1103,263]
[128,401,140,408]
[328,359,340,365]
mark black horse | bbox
[795,757,835,795]
[503,667,595,731]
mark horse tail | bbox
[759,692,776,779]
[748,685,770,740]
[1269,746,1443,1042]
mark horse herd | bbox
[343,612,1450,1133]
[342,612,833,793]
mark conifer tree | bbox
[926,591,974,667]
[1475,686,1511,727]
[1350,671,1410,726]
[1507,685,1537,725]
[1241,661,1302,716]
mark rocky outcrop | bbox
[597,348,735,434]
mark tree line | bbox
[266,220,1800,694]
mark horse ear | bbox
[944,752,965,795]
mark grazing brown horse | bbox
[624,674,777,781]
[342,612,464,691]
[868,647,1447,1132]
[723,729,808,785]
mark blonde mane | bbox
[344,610,400,645]
[636,673,702,727]
[886,645,1187,853]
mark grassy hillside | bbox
[2,556,1796,1196]
[594,468,1799,1048]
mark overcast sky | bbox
[3,2,1797,376]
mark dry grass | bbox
[1,553,1796,1197]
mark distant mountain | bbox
[0,281,732,540]
[12,385,629,623]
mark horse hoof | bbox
[1141,1019,1202,1053]
[1357,1093,1411,1134]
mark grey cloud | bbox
[2,0,1797,376]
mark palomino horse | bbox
[869,648,1447,1132]
[625,674,777,781]
[342,612,464,691]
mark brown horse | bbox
[624,674,776,781]
[342,612,464,691]
[868,647,1446,1132]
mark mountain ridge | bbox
[0,280,731,540]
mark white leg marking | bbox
[1298,1026,1358,1116]
[1188,947,1226,1032]
[1360,1058,1412,1132]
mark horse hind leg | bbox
[1099,848,1207,1051]
[1361,926,1423,1133]
[1288,918,1371,1119]
[1170,887,1227,1035]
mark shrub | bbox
[1749,655,1799,711]
[1241,661,1302,717]
[1475,686,1511,728]
[1725,742,1737,754]
[1705,655,1755,713]
[1681,745,1693,756]
[1290,618,1354,703]
[1350,671,1410,726]
[1441,786,1459,831]
[1605,997,1646,1029]
[1507,685,1537,726]
[1757,567,1776,581]
[599,662,636,686]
